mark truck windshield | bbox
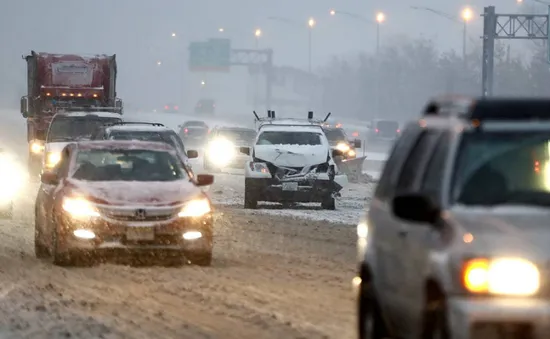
[256,131,322,145]
[452,131,550,206]
[48,117,122,142]
[323,129,347,143]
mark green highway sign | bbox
[189,39,231,72]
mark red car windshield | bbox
[71,149,186,182]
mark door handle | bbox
[398,228,408,237]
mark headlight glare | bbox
[46,152,61,168]
[178,198,211,217]
[207,138,235,166]
[336,143,350,152]
[463,258,540,296]
[30,141,44,154]
[62,197,99,217]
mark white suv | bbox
[240,122,347,209]
[358,96,550,339]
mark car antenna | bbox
[253,111,260,121]
[323,112,332,122]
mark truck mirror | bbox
[20,96,29,117]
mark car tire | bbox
[244,184,258,209]
[34,212,49,259]
[358,278,388,339]
[321,196,336,210]
[52,227,72,266]
[51,222,90,267]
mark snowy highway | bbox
[0,110,385,338]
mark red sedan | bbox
[34,140,214,266]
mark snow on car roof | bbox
[74,140,175,152]
[259,124,323,132]
[55,112,123,119]
[106,124,170,132]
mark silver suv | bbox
[357,97,550,339]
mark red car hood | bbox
[67,179,201,206]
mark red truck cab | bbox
[20,51,122,177]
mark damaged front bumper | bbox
[245,174,347,203]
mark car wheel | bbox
[244,185,258,209]
[34,211,49,259]
[321,196,335,210]
[358,278,388,339]
[52,226,73,266]
[52,221,90,267]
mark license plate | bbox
[126,227,154,241]
[282,182,298,191]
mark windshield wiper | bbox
[274,149,298,155]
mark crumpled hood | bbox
[45,142,71,154]
[450,205,550,259]
[67,179,201,205]
[254,144,329,167]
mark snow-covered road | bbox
[0,109,384,338]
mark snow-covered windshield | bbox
[71,149,186,182]
[453,131,550,206]
[48,117,122,142]
[218,129,256,143]
[256,131,322,145]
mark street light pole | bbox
[463,21,467,63]
[461,7,473,63]
[308,18,315,73]
[374,12,384,119]
[410,6,473,65]
[254,29,262,109]
[375,12,385,54]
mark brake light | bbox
[184,128,188,133]
[174,106,178,110]
[535,160,540,173]
[352,132,359,137]
[375,128,379,133]
[397,129,400,133]
[164,105,169,110]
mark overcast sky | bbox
[0,0,538,111]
